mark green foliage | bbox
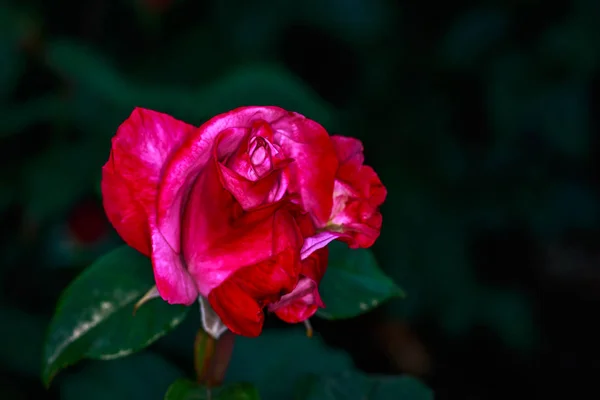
[43,39,337,130]
[42,246,190,386]
[318,241,404,320]
[60,352,184,400]
[165,380,260,400]
[225,330,355,400]
[296,372,433,400]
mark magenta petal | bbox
[150,221,198,305]
[157,106,289,252]
[272,115,338,227]
[101,108,196,255]
[300,231,341,260]
[268,277,317,312]
[218,163,289,210]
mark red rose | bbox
[101,106,384,337]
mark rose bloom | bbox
[102,106,386,337]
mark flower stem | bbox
[194,327,216,384]
[194,329,236,387]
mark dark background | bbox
[1,0,598,398]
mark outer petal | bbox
[101,108,198,304]
[102,155,149,254]
[325,135,387,249]
[272,247,329,323]
[208,248,300,336]
[272,114,338,226]
[157,106,290,252]
[272,288,323,323]
[150,223,199,305]
[101,108,195,254]
[330,135,364,181]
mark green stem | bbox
[193,329,235,388]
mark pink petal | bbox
[300,231,341,260]
[157,106,289,253]
[330,135,364,177]
[101,108,198,304]
[182,154,303,296]
[273,115,338,227]
[273,288,323,323]
[271,247,329,323]
[325,135,387,249]
[150,221,198,305]
[101,108,196,254]
[218,164,287,210]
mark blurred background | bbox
[1,0,598,398]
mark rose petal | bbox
[101,160,150,255]
[208,248,300,336]
[300,246,329,283]
[325,135,387,249]
[273,289,322,323]
[330,135,365,180]
[101,108,198,304]
[183,153,303,296]
[101,108,195,255]
[300,231,341,260]
[157,106,289,253]
[150,222,198,305]
[271,247,329,323]
[273,114,338,227]
[208,280,264,337]
[218,164,286,210]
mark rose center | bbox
[246,135,281,179]
[248,137,269,166]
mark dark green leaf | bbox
[165,380,260,400]
[296,371,433,400]
[41,246,191,386]
[225,330,355,400]
[317,241,404,320]
[60,352,184,400]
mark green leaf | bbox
[41,246,191,386]
[317,241,404,320]
[225,329,355,400]
[165,380,260,400]
[296,371,433,400]
[60,352,184,400]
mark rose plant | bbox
[41,106,426,399]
